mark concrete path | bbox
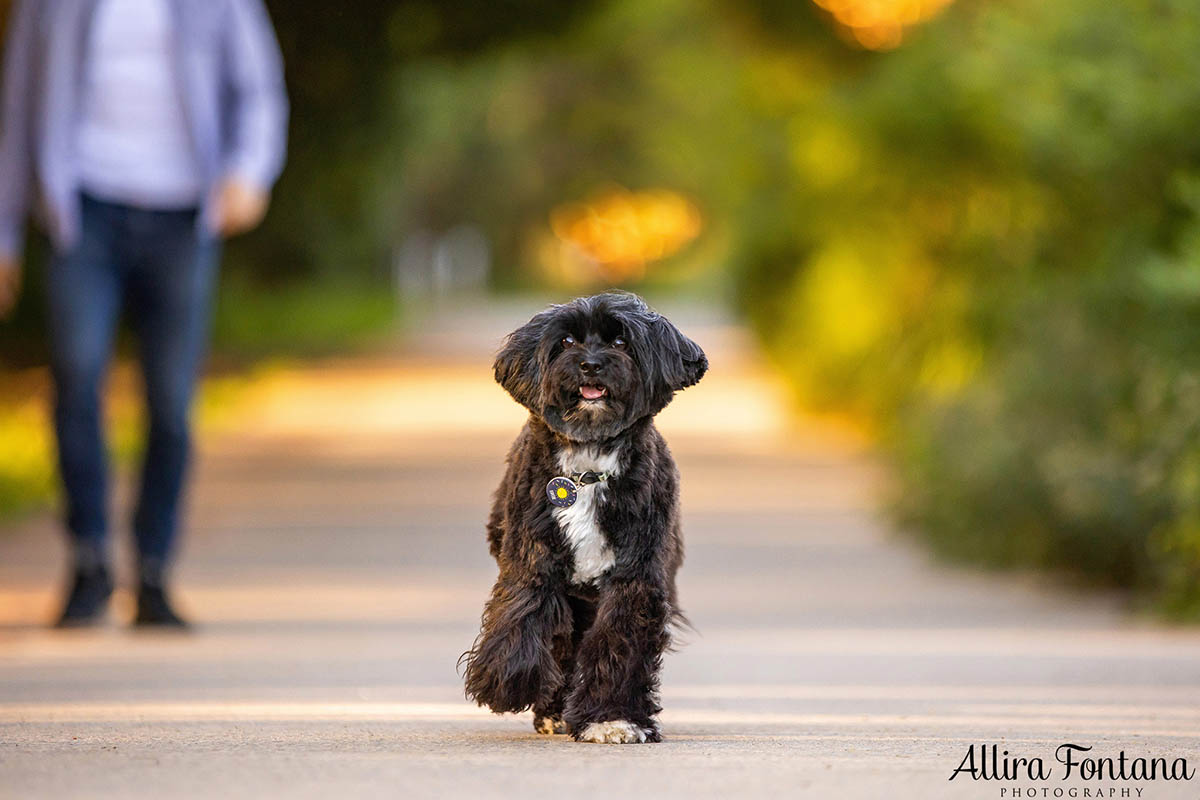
[3,298,1200,799]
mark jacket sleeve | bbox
[222,0,288,191]
[0,0,37,262]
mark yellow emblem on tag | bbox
[546,477,578,508]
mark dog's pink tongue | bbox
[580,385,606,400]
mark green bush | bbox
[736,0,1200,612]
[891,273,1200,598]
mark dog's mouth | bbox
[579,384,608,402]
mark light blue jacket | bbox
[0,0,288,260]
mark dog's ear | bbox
[494,308,554,409]
[649,314,708,393]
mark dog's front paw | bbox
[575,720,658,744]
[462,643,546,714]
[534,715,570,735]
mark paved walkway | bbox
[3,298,1200,799]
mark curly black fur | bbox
[462,292,706,743]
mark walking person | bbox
[0,0,288,627]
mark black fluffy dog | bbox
[462,292,707,743]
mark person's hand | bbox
[0,257,20,319]
[214,177,270,238]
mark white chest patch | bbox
[552,445,621,584]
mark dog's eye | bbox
[561,335,577,348]
[613,336,627,349]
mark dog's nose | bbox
[579,358,603,375]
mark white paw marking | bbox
[554,445,622,584]
[577,720,652,744]
[536,717,569,735]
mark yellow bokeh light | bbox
[792,241,894,362]
[811,0,955,50]
[546,187,702,284]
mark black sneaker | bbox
[54,566,114,628]
[133,583,191,629]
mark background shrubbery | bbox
[734,0,1200,613]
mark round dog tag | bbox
[546,477,578,508]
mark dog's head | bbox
[494,292,707,442]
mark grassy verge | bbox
[0,391,56,519]
[212,278,398,359]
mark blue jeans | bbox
[47,193,219,569]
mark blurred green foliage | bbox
[377,0,766,286]
[212,278,396,359]
[245,0,603,283]
[733,0,1200,613]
